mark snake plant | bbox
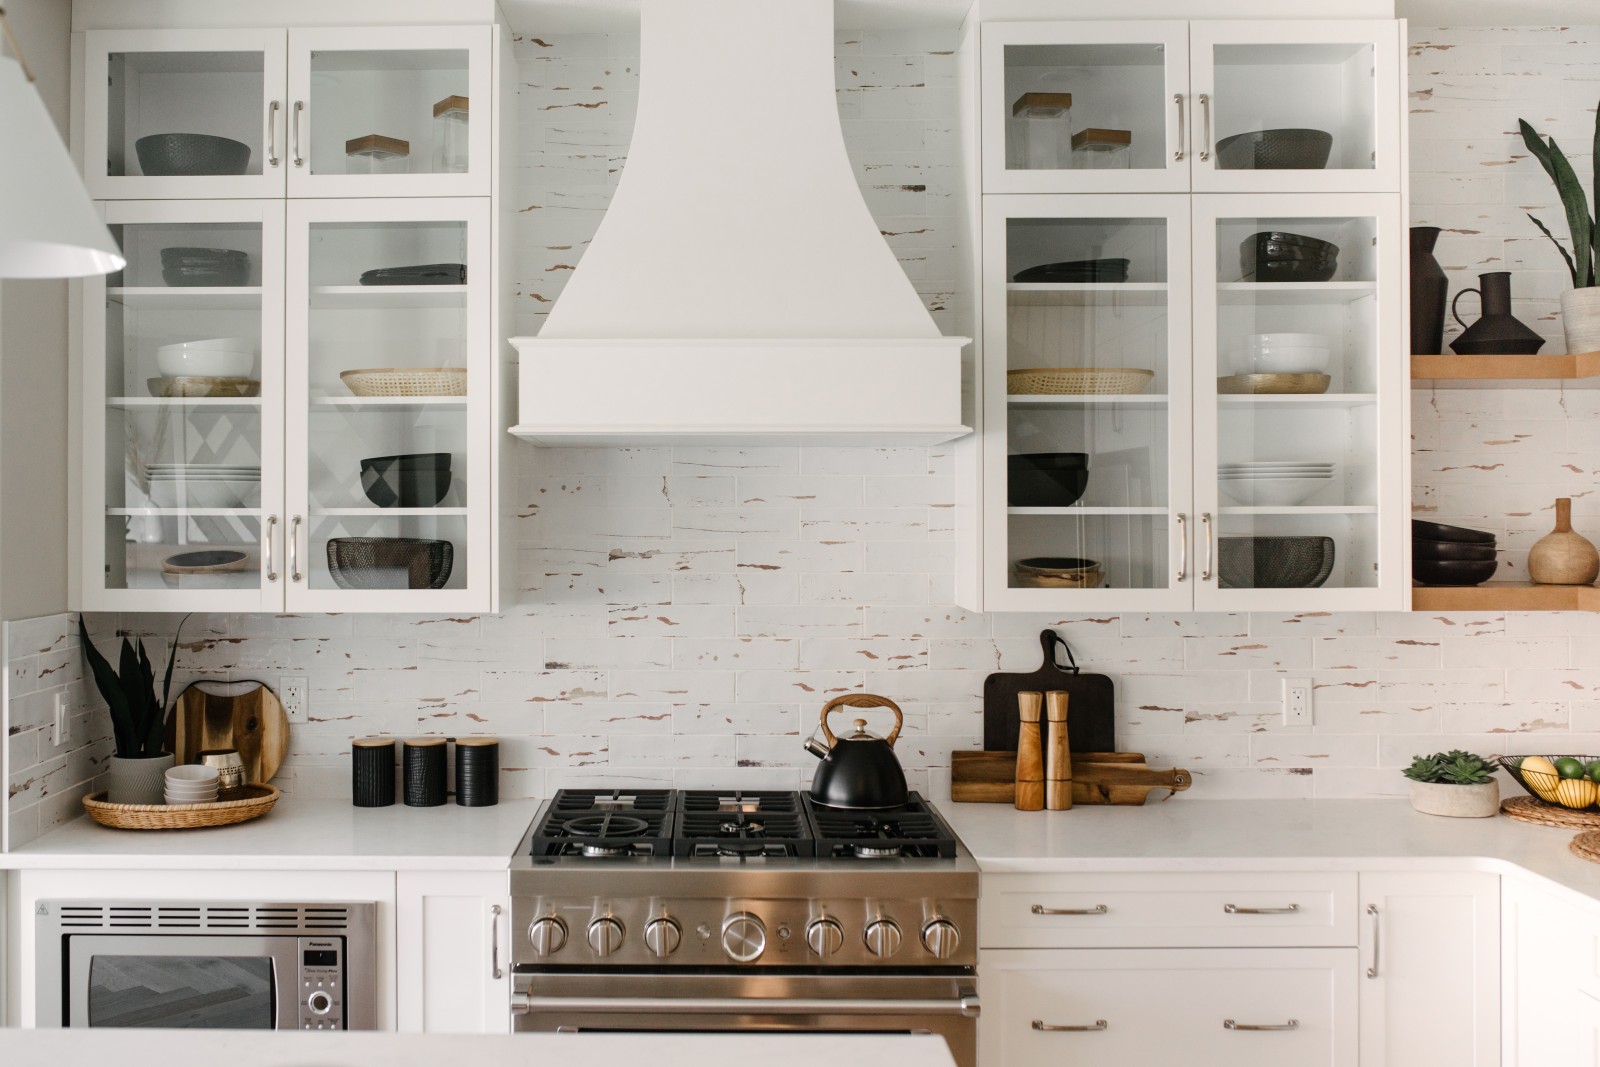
[1519,99,1599,288]
[78,614,187,759]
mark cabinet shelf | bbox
[310,285,467,310]
[107,287,263,310]
[107,507,259,517]
[1008,394,1167,408]
[1008,283,1169,307]
[107,397,263,411]
[313,507,469,517]
[1411,581,1600,612]
[1217,393,1376,405]
[312,396,468,411]
[1410,351,1600,382]
[1218,506,1377,515]
[1217,282,1377,306]
[1009,506,1168,516]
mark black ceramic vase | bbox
[1410,226,1448,355]
[1449,271,1546,355]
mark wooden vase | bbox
[1528,497,1600,585]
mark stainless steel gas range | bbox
[509,788,980,1067]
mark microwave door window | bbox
[87,956,274,1028]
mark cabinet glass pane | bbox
[1005,216,1172,591]
[308,50,471,177]
[304,220,469,594]
[106,52,266,179]
[1003,43,1167,173]
[103,222,266,592]
[1209,43,1376,174]
[1212,213,1378,591]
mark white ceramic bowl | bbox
[166,764,220,785]
[156,339,254,378]
[165,790,219,806]
[1218,477,1332,507]
[1247,332,1332,350]
[1235,347,1331,374]
[164,785,219,800]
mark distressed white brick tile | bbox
[1185,768,1314,799]
[735,670,863,703]
[1184,638,1313,670]
[667,638,797,670]
[607,475,736,508]
[864,541,955,572]
[798,638,928,671]
[544,768,670,792]
[672,508,800,540]
[987,613,1122,641]
[670,574,745,605]
[523,447,671,476]
[6,615,72,659]
[1118,704,1189,735]
[610,734,736,766]
[671,447,799,475]
[610,670,737,703]
[802,448,931,476]
[1119,671,1251,706]
[479,606,610,639]
[1506,669,1600,701]
[733,572,804,605]
[862,475,955,507]
[606,605,737,638]
[520,507,673,542]
[353,669,481,706]
[1441,636,1571,669]
[1312,768,1409,799]
[1183,703,1286,734]
[737,476,864,508]
[1570,703,1600,732]
[674,704,801,735]
[1313,701,1440,734]
[800,508,930,540]
[1375,611,1505,637]
[736,540,863,574]
[1439,701,1569,733]
[1251,734,1378,768]
[505,735,610,767]
[737,605,862,638]
[863,606,990,639]
[420,701,542,733]
[1120,613,1249,638]
[543,638,671,670]
[925,703,984,736]
[864,670,982,702]
[1129,734,1250,768]
[1314,637,1444,670]
[1249,612,1377,637]
[801,573,931,605]
[735,734,811,769]
[540,704,670,734]
[1380,669,1505,702]
[479,670,608,703]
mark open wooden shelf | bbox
[1411,351,1600,381]
[1412,582,1600,612]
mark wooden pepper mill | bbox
[1045,690,1072,810]
[1014,691,1044,811]
[1529,497,1600,586]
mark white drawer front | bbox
[980,872,1358,948]
[980,947,1358,1067]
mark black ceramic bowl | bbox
[1008,453,1089,507]
[160,246,249,266]
[363,452,451,470]
[327,537,453,590]
[1244,231,1341,256]
[1413,558,1499,586]
[135,133,252,177]
[163,263,250,287]
[361,466,452,508]
[1216,128,1333,170]
[1413,538,1497,561]
[1411,519,1496,545]
[1248,259,1339,283]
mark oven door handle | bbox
[513,991,981,1018]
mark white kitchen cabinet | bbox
[1359,871,1499,1067]
[395,871,510,1034]
[1503,876,1600,1066]
[982,20,1402,196]
[83,26,493,201]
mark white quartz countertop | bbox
[0,1030,957,1067]
[0,797,540,870]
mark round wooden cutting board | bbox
[165,680,289,784]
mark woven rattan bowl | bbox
[1007,368,1154,395]
[1218,536,1334,589]
[1500,755,1600,811]
[328,537,453,590]
[340,368,467,397]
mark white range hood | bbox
[509,0,969,447]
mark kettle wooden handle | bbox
[820,693,904,747]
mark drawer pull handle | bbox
[1224,903,1299,915]
[1033,1019,1107,1032]
[1367,902,1380,978]
[1031,904,1107,916]
[1224,1018,1298,1031]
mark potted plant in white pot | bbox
[1519,100,1600,354]
[79,614,186,804]
[1403,749,1500,818]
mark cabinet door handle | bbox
[266,101,281,167]
[1031,904,1107,916]
[1033,1019,1107,1032]
[1224,1019,1298,1031]
[289,515,303,582]
[292,100,305,167]
[1172,93,1185,161]
[1366,903,1380,978]
[1200,512,1214,581]
[1198,93,1212,161]
[265,515,279,582]
[491,904,504,980]
[1224,903,1299,914]
[1176,512,1188,581]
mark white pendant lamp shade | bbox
[0,55,123,278]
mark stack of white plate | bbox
[1218,461,1337,507]
[1230,332,1333,375]
[148,463,261,509]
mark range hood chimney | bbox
[510,0,969,447]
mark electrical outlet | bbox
[282,675,308,724]
[51,692,69,747]
[1283,677,1313,727]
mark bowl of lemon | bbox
[1500,755,1600,811]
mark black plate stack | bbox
[1413,519,1498,585]
[1240,231,1340,283]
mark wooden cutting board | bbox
[951,750,1191,806]
[983,629,1115,754]
[165,681,289,784]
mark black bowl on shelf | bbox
[1012,258,1130,284]
[327,537,453,590]
[160,246,249,266]
[1215,128,1333,170]
[1410,519,1496,545]
[135,133,251,177]
[1247,259,1340,283]
[1217,536,1335,589]
[361,466,453,508]
[1008,453,1089,508]
[163,263,250,287]
[1244,231,1341,255]
[1412,557,1498,586]
[1413,538,1497,562]
[362,452,452,469]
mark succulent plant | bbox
[1403,749,1496,786]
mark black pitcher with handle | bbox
[1449,271,1546,355]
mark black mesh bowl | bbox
[1218,536,1334,589]
[135,133,251,176]
[327,538,452,590]
[1498,755,1600,811]
[1216,128,1333,170]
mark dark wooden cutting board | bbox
[164,680,288,785]
[983,629,1115,754]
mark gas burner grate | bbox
[674,791,814,858]
[548,788,675,813]
[529,790,677,858]
[802,792,959,860]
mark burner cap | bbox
[717,839,767,858]
[564,814,648,839]
[720,818,764,836]
[852,843,904,859]
[579,842,631,858]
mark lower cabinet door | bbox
[396,870,510,1033]
[979,947,1358,1067]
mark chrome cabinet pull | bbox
[1034,1019,1107,1032]
[1176,512,1188,581]
[1200,512,1214,581]
[265,515,279,582]
[292,100,305,166]
[289,515,303,582]
[1224,903,1299,915]
[1173,93,1185,161]
[1224,1019,1298,1031]
[491,904,504,980]
[1031,904,1107,916]
[1366,903,1380,978]
[1198,93,1212,161]
[266,101,281,167]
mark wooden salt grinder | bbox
[1044,690,1072,810]
[1014,691,1045,811]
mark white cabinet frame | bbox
[395,871,510,1033]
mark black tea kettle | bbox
[804,694,909,809]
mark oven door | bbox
[513,972,978,1067]
[57,935,301,1030]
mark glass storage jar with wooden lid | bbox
[1012,92,1073,170]
[1072,128,1131,169]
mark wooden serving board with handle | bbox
[164,680,289,785]
[983,630,1115,755]
[951,750,1191,806]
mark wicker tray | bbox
[81,783,280,830]
[1572,830,1600,863]
[1008,367,1154,395]
[340,368,467,397]
[1500,794,1600,829]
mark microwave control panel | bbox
[298,938,345,1030]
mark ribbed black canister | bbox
[403,737,448,807]
[454,737,499,807]
[351,736,396,807]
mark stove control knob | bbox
[921,918,960,960]
[527,915,568,956]
[644,917,682,959]
[721,912,767,963]
[806,917,845,957]
[864,918,902,958]
[586,916,625,957]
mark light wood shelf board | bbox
[1410,351,1600,381]
[1411,581,1600,612]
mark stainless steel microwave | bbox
[36,900,378,1031]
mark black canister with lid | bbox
[454,737,499,807]
[352,736,396,807]
[403,737,448,807]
